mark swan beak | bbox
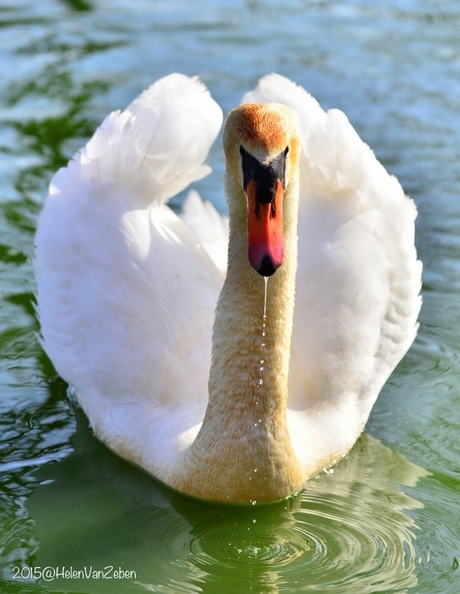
[246,177,284,276]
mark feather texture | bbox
[35,73,421,502]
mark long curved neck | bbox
[174,170,304,503]
[209,171,299,416]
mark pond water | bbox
[1,0,460,592]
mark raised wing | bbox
[243,74,422,417]
[35,75,224,433]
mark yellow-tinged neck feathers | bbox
[172,104,303,503]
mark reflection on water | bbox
[22,408,427,593]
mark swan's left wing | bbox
[243,75,422,456]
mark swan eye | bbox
[284,146,289,156]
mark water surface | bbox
[1,0,460,592]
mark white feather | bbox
[35,73,421,497]
[243,74,421,419]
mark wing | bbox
[35,74,224,436]
[243,74,422,419]
[180,189,228,273]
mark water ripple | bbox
[190,523,309,568]
[163,434,427,593]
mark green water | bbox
[1,0,460,592]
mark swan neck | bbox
[210,172,299,407]
[174,171,302,503]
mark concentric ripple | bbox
[181,500,416,593]
[190,522,313,568]
[162,435,427,593]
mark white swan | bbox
[35,73,422,503]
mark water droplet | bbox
[255,278,269,391]
[263,276,269,317]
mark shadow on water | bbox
[13,403,429,594]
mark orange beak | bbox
[246,177,284,276]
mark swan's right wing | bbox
[35,75,224,440]
[180,189,228,273]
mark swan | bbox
[35,73,422,504]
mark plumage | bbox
[35,73,421,503]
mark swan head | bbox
[223,103,301,276]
